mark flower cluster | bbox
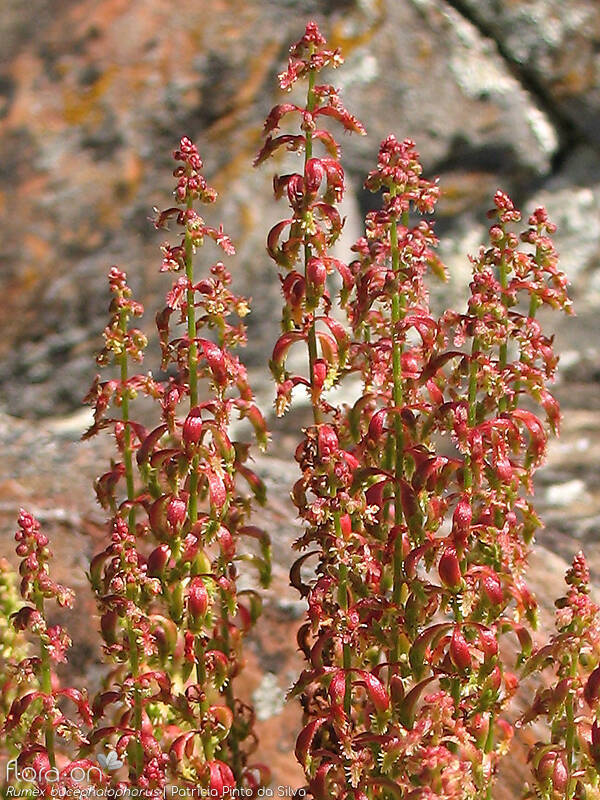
[1,512,99,797]
[258,21,575,800]
[522,553,600,799]
[256,22,365,421]
[81,140,270,794]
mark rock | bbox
[252,672,288,721]
[451,0,600,145]
[340,0,558,183]
[544,478,587,507]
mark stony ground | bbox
[1,0,599,794]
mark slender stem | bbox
[498,236,509,414]
[303,61,322,424]
[34,591,56,769]
[511,246,541,411]
[463,333,481,492]
[184,196,199,408]
[117,311,143,778]
[391,207,407,607]
[565,657,578,799]
[183,197,213,761]
[483,711,495,799]
[195,637,214,762]
[220,599,242,778]
[335,511,352,717]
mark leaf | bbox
[290,551,319,598]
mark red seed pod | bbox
[208,760,236,795]
[339,513,352,539]
[312,358,328,393]
[390,674,405,705]
[355,670,390,713]
[438,546,462,589]
[306,257,327,291]
[450,626,472,672]
[535,751,568,792]
[452,498,472,544]
[470,713,489,749]
[286,174,305,205]
[187,576,209,621]
[147,544,170,577]
[485,665,502,693]
[182,408,203,446]
[200,339,228,387]
[478,627,499,660]
[304,157,326,195]
[317,425,339,459]
[584,665,600,707]
[100,610,118,646]
[167,496,187,530]
[481,570,504,606]
[11,606,41,632]
[503,671,519,696]
[329,670,347,708]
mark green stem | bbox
[195,638,214,762]
[565,658,578,799]
[484,712,495,799]
[511,254,540,411]
[336,517,352,718]
[498,240,509,414]
[220,598,242,779]
[35,592,56,769]
[304,60,322,425]
[117,311,143,778]
[391,207,407,614]
[184,196,199,408]
[463,332,482,492]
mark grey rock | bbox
[451,0,600,145]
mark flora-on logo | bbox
[97,748,124,772]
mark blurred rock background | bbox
[0,0,599,795]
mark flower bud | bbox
[535,751,567,792]
[317,425,339,459]
[147,544,170,577]
[182,409,203,446]
[482,570,504,606]
[450,627,471,672]
[452,498,472,545]
[188,577,209,623]
[167,496,187,530]
[438,546,462,589]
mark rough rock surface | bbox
[451,0,600,145]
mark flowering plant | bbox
[0,18,592,800]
